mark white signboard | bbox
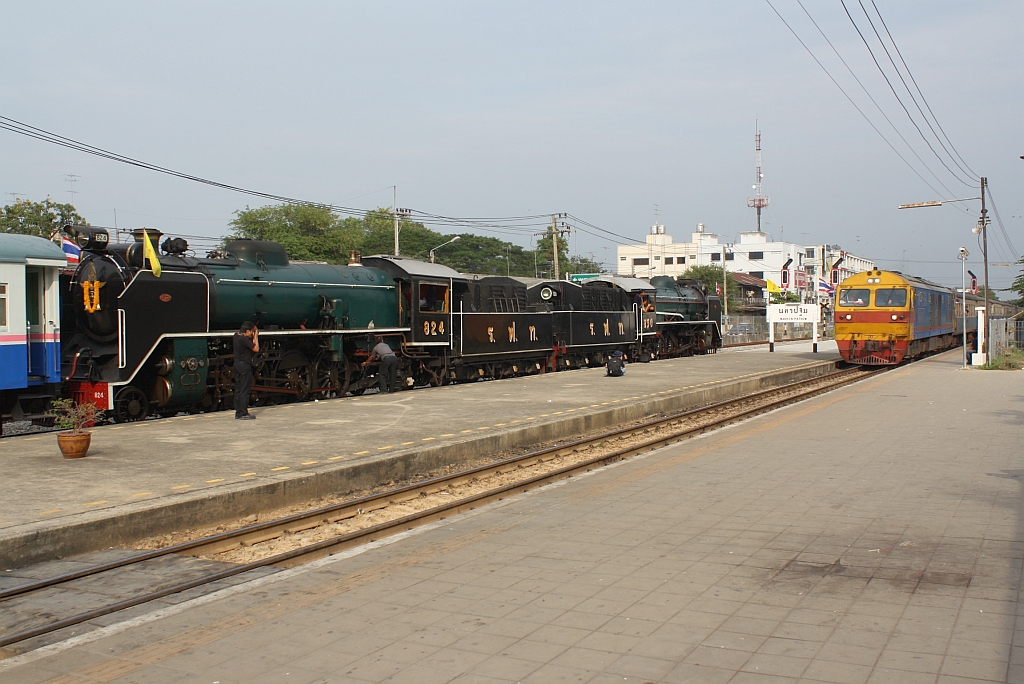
[767,303,820,324]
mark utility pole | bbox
[391,187,411,257]
[551,215,560,280]
[980,177,990,355]
[65,174,80,205]
[721,245,728,318]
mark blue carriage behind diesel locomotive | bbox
[62,226,407,422]
[0,233,66,429]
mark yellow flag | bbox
[143,230,161,277]
[765,279,780,294]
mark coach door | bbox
[412,280,451,346]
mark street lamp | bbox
[957,247,969,369]
[429,235,460,263]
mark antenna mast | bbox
[746,123,769,232]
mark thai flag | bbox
[715,282,721,296]
[818,279,834,296]
[62,237,81,265]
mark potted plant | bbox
[50,399,103,459]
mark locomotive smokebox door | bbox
[413,280,451,344]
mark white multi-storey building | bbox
[616,224,874,299]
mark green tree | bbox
[975,284,1000,301]
[228,204,363,262]
[0,198,88,238]
[1010,256,1024,306]
[228,204,604,278]
[680,264,742,309]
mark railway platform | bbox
[0,342,838,568]
[3,349,1022,683]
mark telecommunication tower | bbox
[746,124,769,232]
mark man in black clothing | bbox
[233,321,259,419]
[363,336,399,394]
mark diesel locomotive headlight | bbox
[845,314,852,320]
[891,314,898,320]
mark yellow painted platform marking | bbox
[110,427,124,430]
[171,484,191,490]
[526,417,536,420]
[206,479,225,483]
[477,427,488,430]
[494,423,506,427]
[131,492,152,497]
[402,441,415,445]
[510,420,521,424]
[377,445,392,450]
[601,402,610,405]
[240,472,256,477]
[301,461,318,465]
[540,414,549,417]
[354,450,370,455]
[84,500,108,506]
[591,404,601,407]
[183,417,196,421]
[422,437,435,441]
[441,433,455,437]
[578,407,588,410]
[39,509,61,515]
[553,411,563,415]
[24,437,39,441]
[271,466,289,471]
[328,455,345,460]
[461,429,473,433]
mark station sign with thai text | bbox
[767,303,820,324]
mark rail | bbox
[0,365,884,649]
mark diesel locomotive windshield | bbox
[874,288,907,307]
[839,288,870,306]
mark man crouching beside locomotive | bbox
[233,322,260,419]
[363,336,399,394]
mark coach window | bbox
[419,283,449,313]
[874,288,907,307]
[0,283,7,329]
[839,288,870,306]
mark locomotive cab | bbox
[361,256,466,349]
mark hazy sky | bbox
[2,1,1021,290]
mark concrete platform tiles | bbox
[0,343,838,567]
[2,348,1021,683]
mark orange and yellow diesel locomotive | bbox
[834,269,976,365]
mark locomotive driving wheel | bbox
[113,385,150,423]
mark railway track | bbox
[0,364,884,650]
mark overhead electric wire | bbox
[0,115,371,217]
[983,185,1019,260]
[868,0,979,181]
[763,0,963,203]
[841,1,975,188]
[2,114,631,248]
[795,0,969,210]
[856,0,977,184]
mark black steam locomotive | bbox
[61,225,722,422]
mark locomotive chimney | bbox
[348,249,363,266]
[131,227,164,243]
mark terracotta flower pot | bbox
[57,431,92,459]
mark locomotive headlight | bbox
[891,314,898,321]
[845,314,852,320]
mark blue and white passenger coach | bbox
[0,233,67,422]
